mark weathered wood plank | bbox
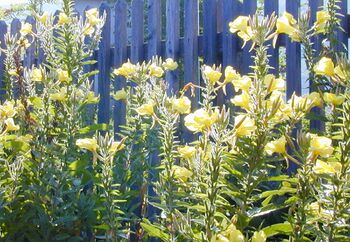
[203,0,217,65]
[183,0,198,142]
[286,0,301,174]
[97,3,111,125]
[131,0,144,62]
[165,0,180,94]
[114,0,128,136]
[310,0,324,131]
[147,0,161,59]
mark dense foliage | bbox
[1,0,350,241]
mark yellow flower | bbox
[237,26,253,42]
[31,68,43,82]
[112,89,128,101]
[50,88,66,102]
[149,64,164,78]
[232,75,252,92]
[276,12,297,34]
[224,66,241,84]
[57,69,70,83]
[265,136,287,155]
[171,96,191,114]
[309,135,334,158]
[231,91,250,110]
[215,234,229,242]
[334,65,346,80]
[85,8,100,26]
[38,12,49,24]
[225,224,245,242]
[313,160,341,175]
[76,138,98,152]
[110,141,125,154]
[17,38,31,49]
[136,102,154,116]
[203,65,222,84]
[58,12,70,25]
[234,114,256,137]
[172,165,193,182]
[323,93,345,106]
[162,58,178,70]
[288,94,312,113]
[85,91,99,104]
[229,16,249,34]
[314,57,335,76]
[0,101,17,118]
[113,61,137,78]
[83,25,95,36]
[178,146,196,160]
[307,92,323,107]
[252,231,267,242]
[264,74,285,92]
[20,23,32,36]
[315,10,330,33]
[184,109,217,132]
[4,118,20,131]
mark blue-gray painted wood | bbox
[97,3,111,125]
[203,0,217,65]
[286,0,301,174]
[131,0,144,63]
[310,0,325,132]
[165,0,180,94]
[147,0,161,59]
[222,0,239,105]
[264,0,279,75]
[0,21,7,100]
[183,0,198,142]
[23,16,36,68]
[242,0,257,75]
[114,0,128,137]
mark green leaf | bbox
[79,124,109,134]
[262,223,292,237]
[140,220,170,241]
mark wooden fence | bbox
[0,0,349,135]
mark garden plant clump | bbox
[1,0,350,241]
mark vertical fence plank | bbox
[217,0,223,33]
[114,0,128,136]
[23,16,36,68]
[242,0,257,75]
[0,21,7,100]
[165,0,180,93]
[11,19,21,36]
[131,0,144,63]
[183,0,198,142]
[264,0,279,75]
[148,0,161,59]
[203,0,217,65]
[286,1,301,98]
[310,0,324,131]
[146,1,162,229]
[222,0,239,103]
[336,0,348,53]
[97,3,111,125]
[286,0,301,173]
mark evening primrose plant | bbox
[1,0,350,241]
